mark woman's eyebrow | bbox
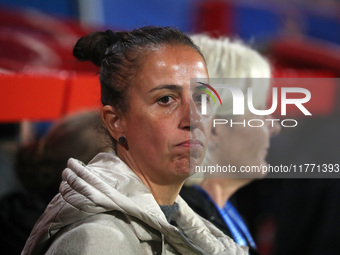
[149,84,183,93]
[195,85,206,91]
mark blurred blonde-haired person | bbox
[181,35,281,255]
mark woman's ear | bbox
[100,105,125,140]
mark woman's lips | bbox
[177,140,203,149]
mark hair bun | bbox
[105,30,121,46]
[73,31,117,67]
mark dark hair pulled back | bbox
[73,26,203,111]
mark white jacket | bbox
[22,151,248,255]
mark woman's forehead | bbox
[133,45,208,90]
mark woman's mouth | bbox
[177,139,203,149]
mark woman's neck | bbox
[148,182,183,206]
[199,178,251,207]
[118,148,184,205]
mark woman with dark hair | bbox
[22,27,247,255]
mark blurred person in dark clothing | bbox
[0,110,110,255]
[272,117,340,255]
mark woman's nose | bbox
[179,97,201,130]
[189,99,201,130]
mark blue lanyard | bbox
[223,201,257,249]
[194,185,257,249]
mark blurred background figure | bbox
[269,117,340,255]
[0,110,110,255]
[181,34,280,255]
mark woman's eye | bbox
[194,93,210,104]
[157,96,174,105]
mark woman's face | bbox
[212,113,281,178]
[121,44,211,184]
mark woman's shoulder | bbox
[47,211,160,255]
[175,195,249,254]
